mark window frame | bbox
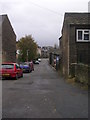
[76,29,90,42]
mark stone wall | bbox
[2,15,16,62]
[60,13,90,78]
[70,63,89,85]
[61,23,69,77]
[0,16,2,65]
[69,24,90,66]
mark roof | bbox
[63,12,90,25]
[49,48,61,55]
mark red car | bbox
[1,63,23,80]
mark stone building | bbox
[37,46,42,58]
[41,46,51,58]
[0,16,2,64]
[60,13,90,77]
[0,14,16,62]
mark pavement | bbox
[2,59,88,118]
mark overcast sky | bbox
[0,0,89,46]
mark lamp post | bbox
[27,50,29,62]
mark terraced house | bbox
[0,14,16,62]
[59,13,90,79]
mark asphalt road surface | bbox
[2,59,88,118]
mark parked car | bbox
[20,62,31,73]
[33,60,39,64]
[38,58,41,62]
[1,63,23,80]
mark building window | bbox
[77,29,90,42]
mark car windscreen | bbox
[23,65,29,67]
[2,64,14,69]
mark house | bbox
[49,47,60,69]
[60,13,90,78]
[37,46,42,58]
[41,46,51,58]
[0,14,16,62]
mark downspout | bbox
[67,24,70,76]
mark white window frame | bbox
[76,29,90,42]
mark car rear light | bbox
[14,65,16,72]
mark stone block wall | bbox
[2,15,16,62]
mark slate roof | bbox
[63,13,90,25]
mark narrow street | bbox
[2,59,88,118]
